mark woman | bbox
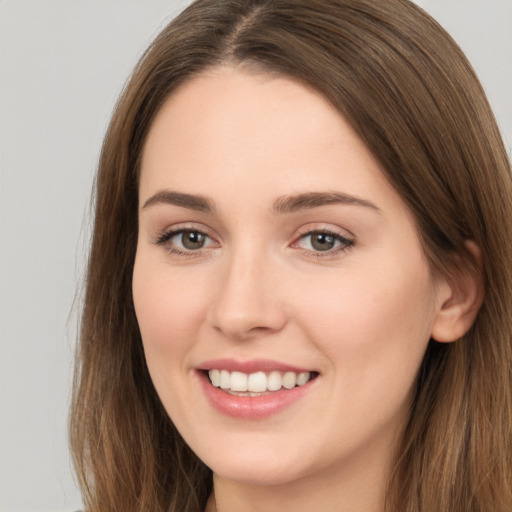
[70,0,512,511]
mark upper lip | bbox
[196,358,314,374]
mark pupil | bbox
[311,233,335,251]
[182,231,205,250]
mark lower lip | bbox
[197,371,316,420]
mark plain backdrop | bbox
[0,1,510,511]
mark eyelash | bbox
[154,227,355,259]
[154,228,215,258]
[291,229,355,258]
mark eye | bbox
[155,228,217,255]
[293,229,354,255]
[174,230,208,250]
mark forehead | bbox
[141,66,356,164]
[139,66,405,219]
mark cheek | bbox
[132,253,210,369]
[293,255,436,388]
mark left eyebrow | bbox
[272,192,381,214]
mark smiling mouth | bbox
[207,369,319,397]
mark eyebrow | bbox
[141,189,380,215]
[272,192,381,214]
[142,190,216,212]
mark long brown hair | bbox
[70,1,512,510]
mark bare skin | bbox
[133,67,481,512]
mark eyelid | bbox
[153,222,216,241]
[292,223,355,242]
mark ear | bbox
[431,241,484,343]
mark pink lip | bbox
[197,358,312,374]
[196,361,318,420]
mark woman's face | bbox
[133,68,447,487]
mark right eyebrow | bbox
[141,190,216,213]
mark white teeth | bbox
[230,371,248,391]
[282,372,297,389]
[209,369,220,387]
[297,372,309,386]
[220,370,230,390]
[208,369,313,393]
[248,372,267,392]
[267,371,282,391]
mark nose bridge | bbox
[207,236,286,340]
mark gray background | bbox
[0,1,510,511]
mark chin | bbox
[211,460,306,487]
[189,434,318,487]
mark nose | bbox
[206,245,288,341]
